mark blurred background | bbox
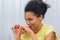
[0,0,60,40]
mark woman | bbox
[12,0,58,40]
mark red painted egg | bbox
[14,24,20,29]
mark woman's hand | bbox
[12,25,37,40]
[22,26,38,40]
[12,24,22,40]
[22,26,34,34]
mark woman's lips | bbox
[29,25,33,29]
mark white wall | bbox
[0,0,60,40]
[0,0,3,40]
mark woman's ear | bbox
[39,15,43,21]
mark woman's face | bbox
[24,12,42,30]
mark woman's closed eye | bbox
[25,18,33,21]
[28,18,33,21]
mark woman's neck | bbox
[33,23,43,34]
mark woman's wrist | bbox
[30,32,37,40]
[15,36,21,40]
[15,38,20,40]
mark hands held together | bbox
[12,24,35,40]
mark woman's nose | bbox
[26,21,30,25]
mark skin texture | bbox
[12,12,56,40]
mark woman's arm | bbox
[45,32,56,40]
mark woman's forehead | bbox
[24,12,37,18]
[25,12,35,16]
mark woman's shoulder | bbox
[43,24,56,35]
[43,24,58,40]
[43,24,55,30]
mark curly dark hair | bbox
[25,0,48,18]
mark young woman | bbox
[12,0,58,40]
